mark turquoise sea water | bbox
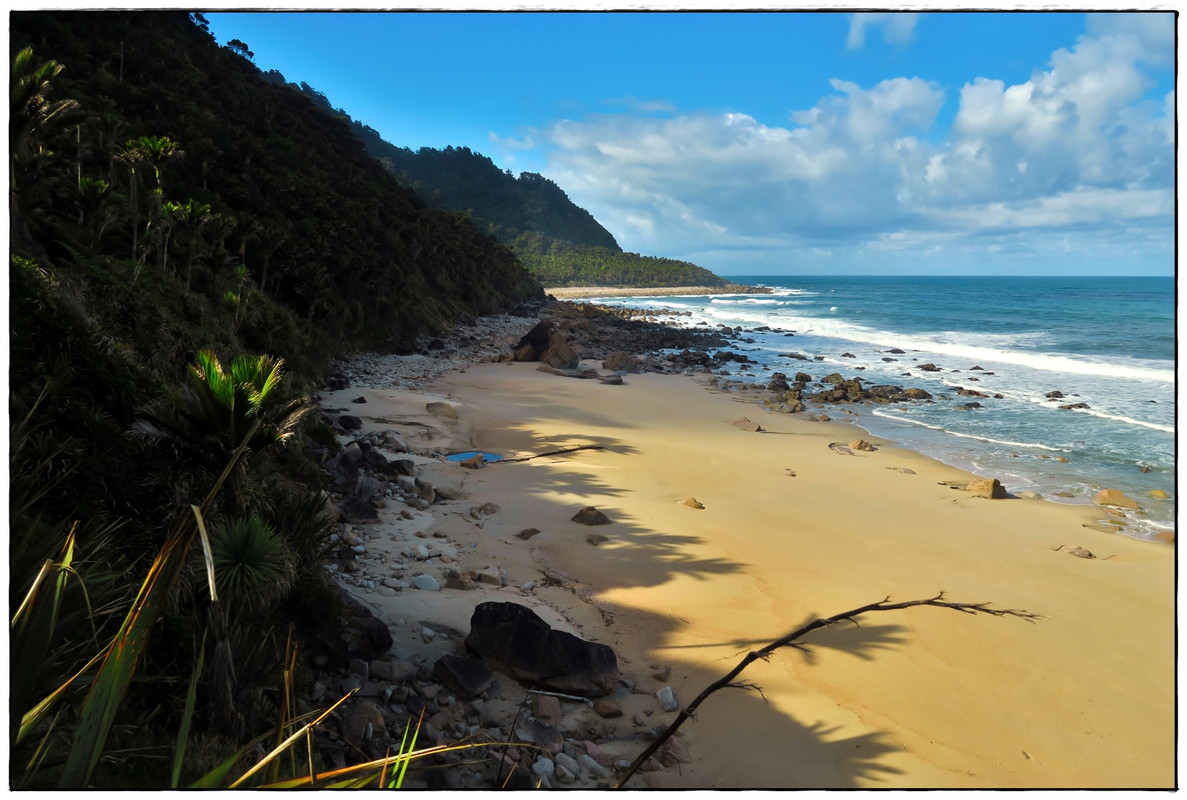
[590,276,1175,539]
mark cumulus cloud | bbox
[500,17,1171,272]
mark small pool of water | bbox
[445,451,504,463]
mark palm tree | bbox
[132,349,311,516]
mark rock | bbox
[514,319,558,357]
[1018,490,1043,500]
[337,496,380,525]
[682,497,705,509]
[531,756,556,779]
[338,415,363,431]
[660,735,692,767]
[966,478,1007,499]
[1059,402,1090,410]
[370,660,417,682]
[459,455,485,469]
[433,654,495,699]
[657,685,679,712]
[1148,489,1169,499]
[340,702,386,746]
[541,330,580,370]
[918,363,942,372]
[515,718,564,755]
[586,534,609,546]
[1094,489,1141,510]
[603,351,644,373]
[887,348,906,354]
[464,601,620,697]
[1045,390,1065,399]
[426,401,458,420]
[731,417,763,432]
[577,752,610,778]
[593,699,623,718]
[849,438,876,452]
[517,528,542,540]
[840,352,856,358]
[555,752,582,780]
[821,372,844,384]
[572,506,611,525]
[411,574,441,592]
[531,693,563,724]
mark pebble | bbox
[411,574,440,591]
[657,685,679,712]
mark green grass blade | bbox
[171,631,207,788]
[59,421,260,787]
[228,688,356,788]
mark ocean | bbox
[586,275,1175,540]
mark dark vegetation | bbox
[270,72,736,289]
[9,10,542,787]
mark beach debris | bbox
[1094,488,1142,510]
[1052,544,1115,560]
[572,506,612,525]
[731,417,763,432]
[828,442,855,456]
[682,497,705,509]
[465,601,620,698]
[849,438,877,452]
[966,477,1008,499]
[586,534,610,547]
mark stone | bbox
[515,718,564,755]
[1148,489,1169,500]
[531,693,563,724]
[555,752,582,780]
[966,478,1007,499]
[338,415,363,431]
[660,735,692,767]
[370,660,417,682]
[347,658,369,680]
[517,528,542,540]
[433,654,495,699]
[426,401,458,419]
[849,438,876,452]
[337,496,380,525]
[593,699,623,718]
[411,574,441,592]
[572,506,611,525]
[657,685,679,712]
[1094,489,1141,510]
[918,363,942,372]
[603,350,644,373]
[577,752,610,778]
[682,497,705,509]
[531,756,556,779]
[731,417,763,432]
[465,601,620,698]
[340,702,386,746]
[1059,402,1091,410]
[541,330,580,370]
[586,534,609,546]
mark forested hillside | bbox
[9,10,541,787]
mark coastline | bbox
[545,284,768,299]
[317,303,1174,788]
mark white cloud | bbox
[505,17,1171,273]
[847,12,919,50]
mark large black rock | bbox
[465,602,619,698]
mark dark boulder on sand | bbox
[465,601,619,698]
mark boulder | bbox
[541,331,580,370]
[465,601,620,698]
[514,319,558,356]
[821,372,844,384]
[918,363,942,372]
[602,351,644,373]
[1094,489,1141,510]
[572,506,611,525]
[849,439,876,452]
[338,415,363,431]
[426,401,458,420]
[433,654,495,699]
[966,478,1007,499]
[731,417,763,432]
[337,496,380,525]
[1059,402,1091,410]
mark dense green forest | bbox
[9,10,542,788]
[262,70,735,288]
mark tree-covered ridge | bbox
[512,232,734,288]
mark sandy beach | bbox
[319,314,1174,789]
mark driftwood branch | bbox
[612,591,1040,789]
[493,444,604,463]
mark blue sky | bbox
[206,10,1175,276]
